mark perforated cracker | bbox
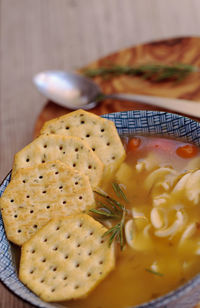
[19,214,115,302]
[12,134,103,188]
[40,110,126,176]
[0,161,95,245]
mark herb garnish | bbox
[145,268,164,277]
[90,183,128,250]
[84,63,197,82]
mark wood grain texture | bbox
[2,1,200,308]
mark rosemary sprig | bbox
[90,183,128,250]
[145,268,164,277]
[112,183,129,202]
[84,63,198,82]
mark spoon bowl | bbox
[33,71,100,109]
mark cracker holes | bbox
[40,279,45,283]
[87,272,91,277]
[26,158,30,162]
[41,258,46,263]
[53,246,58,251]
[43,144,47,148]
[86,134,90,138]
[17,229,22,233]
[63,276,68,280]
[75,148,79,152]
[10,199,14,203]
[31,249,36,254]
[112,156,116,160]
[88,251,92,256]
[99,260,104,265]
[50,130,55,134]
[63,200,66,204]
[46,205,50,209]
[75,263,80,268]
[66,234,71,239]
[14,214,18,218]
[26,195,30,198]
[79,196,83,200]
[75,181,79,186]
[107,142,110,146]
[99,272,102,275]
[59,145,63,150]
[92,147,96,152]
[78,222,83,228]
[39,175,43,179]
[89,231,94,236]
[30,269,34,274]
[73,163,76,167]
[51,288,56,293]
[43,238,48,243]
[33,225,38,229]
[88,165,92,169]
[30,210,34,214]
[55,171,59,175]
[80,120,85,124]
[56,226,60,231]
[59,185,63,190]
[42,190,47,194]
[22,179,26,183]
[100,239,104,244]
[65,126,70,130]
[77,243,81,248]
[52,267,57,272]
[101,128,105,132]
[64,254,69,259]
[74,285,79,290]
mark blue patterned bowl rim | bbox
[1,110,200,308]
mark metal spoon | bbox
[33,70,200,118]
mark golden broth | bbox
[66,136,200,308]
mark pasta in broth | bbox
[67,136,200,308]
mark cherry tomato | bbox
[127,137,141,152]
[176,144,198,158]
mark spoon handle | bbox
[105,93,200,118]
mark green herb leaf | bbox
[145,268,164,277]
[91,186,128,250]
[84,63,198,83]
[94,190,124,210]
[89,208,119,219]
[112,183,129,203]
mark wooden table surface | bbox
[1,1,200,307]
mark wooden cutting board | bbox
[34,36,200,137]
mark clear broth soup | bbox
[66,135,200,308]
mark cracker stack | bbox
[0,110,125,302]
[19,214,115,302]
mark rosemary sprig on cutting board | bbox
[84,63,198,82]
